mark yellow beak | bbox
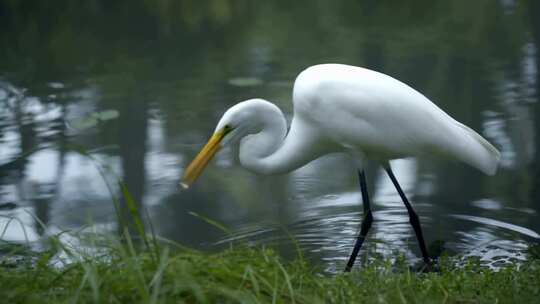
[180,128,228,189]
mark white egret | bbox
[181,63,501,271]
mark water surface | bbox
[1,1,539,272]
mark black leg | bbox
[345,170,373,272]
[384,165,430,264]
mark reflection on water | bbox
[1,1,540,271]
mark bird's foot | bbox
[416,259,440,273]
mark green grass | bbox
[1,234,539,304]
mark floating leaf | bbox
[228,77,264,87]
[97,109,119,121]
[47,82,65,89]
[69,115,98,130]
[68,109,119,130]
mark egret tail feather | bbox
[453,122,500,175]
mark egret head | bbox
[180,99,276,188]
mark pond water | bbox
[1,1,539,272]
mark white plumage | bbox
[289,64,500,175]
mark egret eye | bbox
[223,124,233,133]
